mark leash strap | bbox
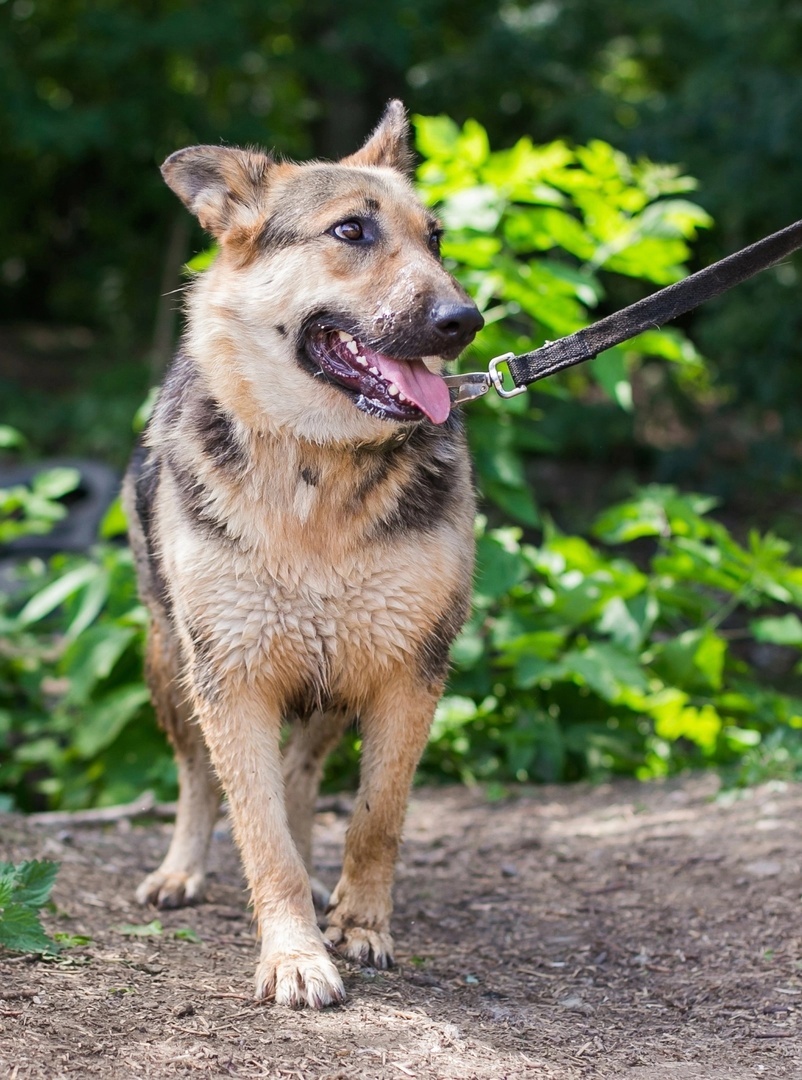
[445,217,802,404]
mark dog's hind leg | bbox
[136,617,221,908]
[324,675,439,970]
[282,710,351,909]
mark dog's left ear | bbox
[340,100,413,175]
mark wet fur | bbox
[122,102,477,1008]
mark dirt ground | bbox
[1,775,800,1080]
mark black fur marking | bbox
[283,681,328,721]
[417,590,471,686]
[158,351,200,428]
[192,396,246,473]
[349,448,396,508]
[258,216,305,251]
[301,466,319,487]
[186,621,219,703]
[276,324,287,338]
[168,459,232,544]
[130,443,172,615]
[375,418,463,536]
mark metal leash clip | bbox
[442,370,491,404]
[444,352,526,405]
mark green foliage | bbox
[0,427,81,544]
[414,115,711,526]
[0,498,167,812]
[424,486,802,785]
[0,860,60,954]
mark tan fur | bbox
[123,101,479,1008]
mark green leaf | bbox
[751,615,802,646]
[652,628,726,692]
[5,860,60,909]
[100,497,129,539]
[65,566,111,641]
[15,563,101,628]
[0,425,25,449]
[591,349,633,411]
[0,902,58,954]
[412,114,462,160]
[563,643,650,701]
[0,861,60,955]
[32,467,81,502]
[62,624,138,705]
[173,927,201,943]
[474,532,527,602]
[73,683,151,757]
[53,932,93,948]
[133,386,160,433]
[117,920,163,937]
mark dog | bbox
[122,100,483,1008]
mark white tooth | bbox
[337,330,354,343]
[357,355,368,367]
[369,366,380,376]
[398,392,409,403]
[388,383,399,397]
[346,340,359,355]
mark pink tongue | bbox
[372,355,451,424]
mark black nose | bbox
[430,301,484,346]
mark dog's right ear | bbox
[161,145,274,238]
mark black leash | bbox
[445,217,802,404]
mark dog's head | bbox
[162,101,483,443]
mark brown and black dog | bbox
[122,101,482,1008]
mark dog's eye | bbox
[332,220,364,242]
[429,230,443,256]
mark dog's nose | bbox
[431,301,484,346]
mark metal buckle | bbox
[487,353,526,398]
[443,353,527,405]
[442,371,491,405]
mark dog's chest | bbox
[169,448,463,687]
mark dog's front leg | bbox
[324,676,439,969]
[197,689,345,1008]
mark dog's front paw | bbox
[324,923,394,969]
[136,869,205,909]
[255,950,345,1009]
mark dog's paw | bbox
[255,950,346,1009]
[136,869,205,909]
[324,924,394,969]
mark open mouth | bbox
[304,326,451,425]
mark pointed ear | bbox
[340,100,414,175]
[161,145,274,238]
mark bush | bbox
[424,486,802,785]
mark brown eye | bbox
[333,220,364,242]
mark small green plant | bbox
[0,860,60,954]
[117,919,164,937]
[0,426,80,545]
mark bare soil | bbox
[1,776,801,1079]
